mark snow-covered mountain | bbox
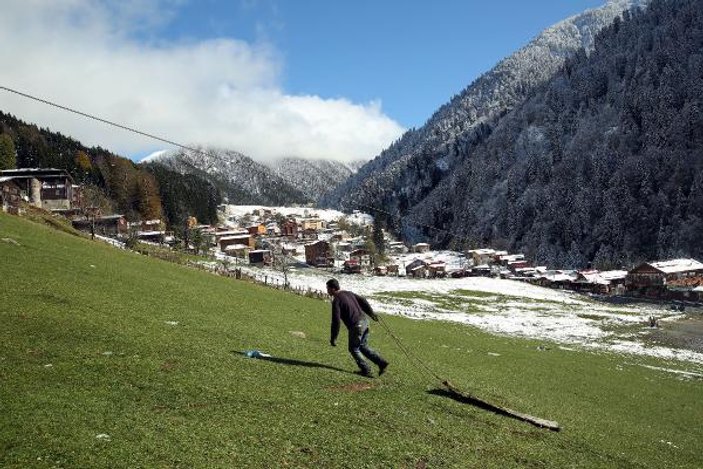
[325,0,703,268]
[144,147,311,205]
[267,157,362,201]
[320,0,649,214]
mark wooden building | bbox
[220,234,254,251]
[305,240,332,267]
[626,259,703,290]
[468,248,495,266]
[0,168,77,211]
[349,248,371,268]
[72,214,127,237]
[281,220,298,238]
[343,259,362,274]
[413,243,430,253]
[248,249,272,266]
[405,259,429,278]
[0,178,22,212]
[247,224,267,236]
[301,218,324,231]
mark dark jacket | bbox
[330,290,378,343]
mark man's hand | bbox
[330,340,336,347]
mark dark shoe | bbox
[378,361,389,376]
[355,369,372,378]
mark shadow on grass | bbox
[232,351,354,375]
[427,388,561,431]
[427,388,513,415]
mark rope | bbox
[377,315,444,383]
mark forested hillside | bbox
[398,0,703,268]
[319,0,647,219]
[147,148,312,206]
[268,157,358,201]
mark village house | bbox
[388,241,408,254]
[531,270,578,289]
[223,243,249,258]
[305,240,333,267]
[386,264,399,276]
[281,220,298,238]
[72,214,128,237]
[0,168,77,211]
[468,248,496,266]
[413,242,430,253]
[265,222,280,236]
[428,262,447,278]
[248,249,272,266]
[349,248,372,269]
[214,229,249,243]
[626,259,703,291]
[281,243,298,255]
[0,177,22,213]
[468,264,492,277]
[331,230,348,242]
[337,241,353,252]
[343,259,362,274]
[600,270,628,294]
[301,217,324,231]
[128,219,166,243]
[247,223,267,236]
[492,251,509,263]
[317,228,336,242]
[507,259,530,272]
[405,259,429,278]
[220,234,254,251]
[572,270,612,294]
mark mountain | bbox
[379,0,703,268]
[268,157,361,201]
[145,147,312,206]
[319,0,649,229]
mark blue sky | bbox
[159,0,605,128]
[0,0,607,162]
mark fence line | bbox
[186,260,328,301]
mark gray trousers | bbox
[348,320,386,373]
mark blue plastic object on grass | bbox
[244,350,271,359]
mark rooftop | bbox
[649,258,703,274]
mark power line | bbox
[0,85,206,156]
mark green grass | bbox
[1,212,703,468]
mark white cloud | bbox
[0,0,404,163]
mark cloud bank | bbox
[0,0,404,162]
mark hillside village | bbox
[3,166,703,306]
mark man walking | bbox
[327,278,388,377]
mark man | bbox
[326,278,389,377]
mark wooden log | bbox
[442,380,560,432]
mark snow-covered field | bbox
[222,205,373,225]
[228,258,703,369]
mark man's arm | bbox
[330,298,341,345]
[355,293,378,321]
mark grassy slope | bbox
[1,212,701,468]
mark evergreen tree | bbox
[0,134,16,169]
[372,216,385,257]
